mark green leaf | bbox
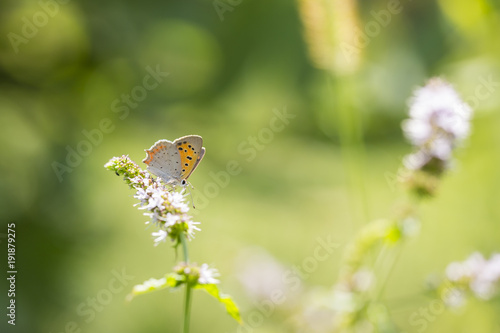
[195,284,242,324]
[126,273,184,301]
[166,273,186,287]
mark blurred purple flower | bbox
[445,252,500,302]
[402,78,472,172]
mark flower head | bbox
[399,78,473,196]
[443,252,500,304]
[105,155,200,245]
[174,262,220,285]
[402,78,472,173]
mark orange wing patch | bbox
[143,142,168,165]
[176,141,201,179]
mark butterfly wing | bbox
[186,147,205,179]
[173,135,205,181]
[143,139,183,184]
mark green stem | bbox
[183,284,192,333]
[181,232,190,263]
[328,75,369,227]
[373,244,404,303]
[180,233,192,333]
[372,242,390,271]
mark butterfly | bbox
[143,135,205,186]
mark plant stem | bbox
[180,233,192,333]
[181,232,190,263]
[373,244,404,303]
[183,284,192,333]
[328,75,370,227]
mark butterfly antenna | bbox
[186,182,196,209]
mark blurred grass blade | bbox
[298,0,362,75]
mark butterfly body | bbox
[143,135,205,186]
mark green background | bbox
[1,0,500,332]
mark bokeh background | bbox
[1,0,500,332]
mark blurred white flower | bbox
[152,229,168,246]
[446,252,487,282]
[198,263,220,284]
[482,254,500,281]
[445,252,500,302]
[143,212,160,225]
[185,220,201,239]
[158,213,180,226]
[402,78,472,172]
[331,289,357,313]
[400,217,421,237]
[236,247,296,301]
[442,287,466,308]
[298,287,337,333]
[134,187,149,202]
[404,78,471,143]
[139,190,165,211]
[352,269,375,292]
